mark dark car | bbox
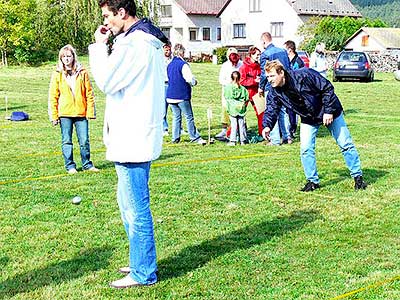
[333,51,374,82]
[297,50,309,68]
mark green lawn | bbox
[1,60,400,300]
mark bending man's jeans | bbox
[60,117,93,171]
[114,162,158,285]
[300,113,362,184]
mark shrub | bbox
[214,47,228,64]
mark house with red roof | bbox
[158,0,362,56]
[158,0,227,55]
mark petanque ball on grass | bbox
[394,70,400,81]
[72,196,82,205]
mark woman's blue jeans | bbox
[169,100,201,142]
[60,117,93,171]
[114,162,158,285]
[300,113,362,184]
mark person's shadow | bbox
[324,167,388,187]
[0,247,113,299]
[158,209,320,280]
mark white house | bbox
[344,27,400,56]
[158,0,227,56]
[217,0,362,52]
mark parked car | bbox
[333,51,374,82]
[297,50,309,68]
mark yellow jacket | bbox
[48,66,96,121]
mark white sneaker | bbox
[67,168,77,175]
[87,167,100,172]
[163,130,169,136]
[118,266,130,274]
[109,275,146,289]
[227,141,236,146]
[196,138,207,145]
[215,129,227,139]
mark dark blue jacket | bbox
[259,43,291,91]
[125,18,169,44]
[290,54,305,70]
[262,68,343,127]
[166,57,191,100]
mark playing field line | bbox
[0,152,285,185]
[331,275,400,299]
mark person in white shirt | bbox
[215,48,243,140]
[89,0,167,288]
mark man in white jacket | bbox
[89,0,167,288]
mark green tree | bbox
[298,16,387,53]
[0,0,37,65]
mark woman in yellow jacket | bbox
[48,44,99,174]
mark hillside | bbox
[352,0,400,27]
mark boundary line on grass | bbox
[331,275,400,299]
[0,152,284,185]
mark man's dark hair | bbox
[284,40,296,52]
[98,0,136,16]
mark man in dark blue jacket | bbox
[259,32,292,145]
[262,60,367,191]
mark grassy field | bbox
[0,60,400,300]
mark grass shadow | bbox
[0,105,28,112]
[344,109,360,115]
[158,209,320,280]
[0,247,113,299]
[0,257,9,268]
[324,168,388,187]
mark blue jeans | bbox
[60,117,93,171]
[114,162,158,285]
[269,107,290,145]
[229,115,247,143]
[169,100,201,142]
[163,84,169,131]
[300,113,362,184]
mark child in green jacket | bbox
[224,71,249,145]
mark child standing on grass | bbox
[48,44,99,174]
[224,71,249,146]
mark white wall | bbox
[220,0,303,50]
[345,32,386,52]
[159,0,222,55]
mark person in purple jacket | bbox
[262,60,367,192]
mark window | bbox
[217,27,221,41]
[270,22,283,37]
[233,24,246,38]
[249,0,261,12]
[161,27,170,39]
[203,28,210,41]
[361,35,369,47]
[189,28,199,41]
[160,5,172,17]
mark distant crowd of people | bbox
[47,0,367,288]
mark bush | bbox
[214,47,228,64]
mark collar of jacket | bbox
[125,17,169,44]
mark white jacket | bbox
[218,60,243,86]
[89,30,164,163]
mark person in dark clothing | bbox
[261,60,368,191]
[284,40,305,70]
[284,40,304,139]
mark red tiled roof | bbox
[175,0,229,15]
